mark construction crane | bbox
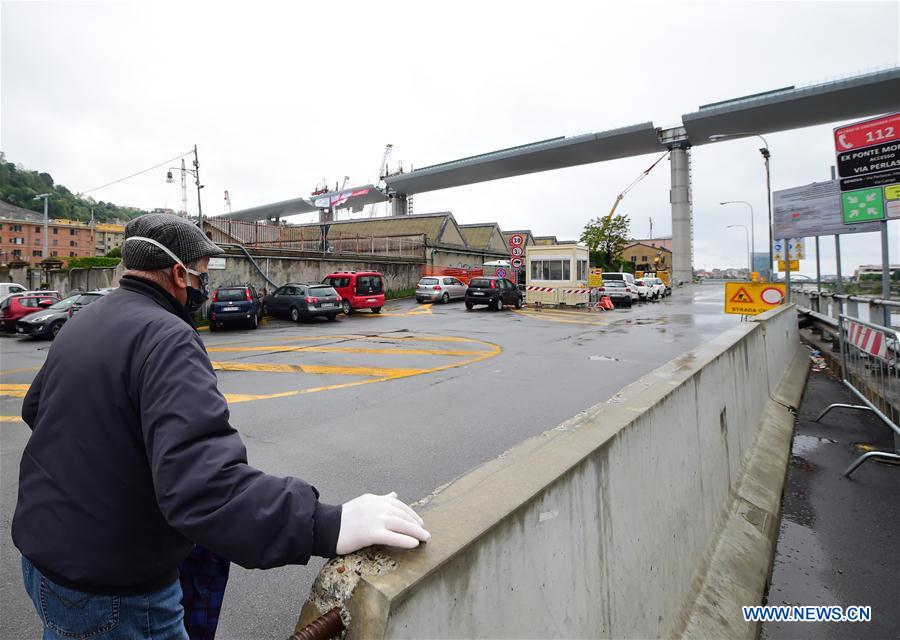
[369,144,393,217]
[606,150,670,222]
[224,190,232,213]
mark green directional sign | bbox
[842,187,885,223]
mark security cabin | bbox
[525,242,589,306]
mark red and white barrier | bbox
[847,320,888,360]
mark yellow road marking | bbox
[212,361,427,378]
[207,345,486,356]
[515,310,610,326]
[0,384,30,398]
[0,415,23,423]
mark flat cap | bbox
[122,214,224,270]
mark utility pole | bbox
[33,193,50,262]
[193,144,203,229]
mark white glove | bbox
[335,492,431,555]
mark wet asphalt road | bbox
[0,284,738,640]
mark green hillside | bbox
[0,152,149,223]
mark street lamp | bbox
[165,144,204,229]
[709,133,772,279]
[720,201,755,270]
[33,193,51,263]
[726,224,751,275]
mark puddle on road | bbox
[792,434,837,456]
[588,355,621,362]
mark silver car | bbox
[416,276,467,304]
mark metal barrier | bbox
[814,314,900,477]
[791,287,899,328]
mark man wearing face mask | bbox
[13,214,429,639]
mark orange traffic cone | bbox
[601,296,615,310]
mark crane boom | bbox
[605,150,670,221]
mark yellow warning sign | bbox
[724,282,787,315]
[777,260,800,272]
[588,269,603,287]
[885,184,900,201]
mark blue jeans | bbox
[21,556,189,640]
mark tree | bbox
[580,214,631,271]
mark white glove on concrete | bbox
[335,492,431,555]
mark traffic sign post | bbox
[724,282,786,315]
[835,113,898,327]
[511,257,524,269]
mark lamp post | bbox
[166,145,204,229]
[33,193,51,262]
[720,201,755,271]
[726,224,751,276]
[709,133,772,279]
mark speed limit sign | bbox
[509,234,524,247]
[511,257,524,269]
[510,246,524,257]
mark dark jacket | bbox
[13,276,341,595]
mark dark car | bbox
[67,290,110,319]
[209,285,263,331]
[465,277,524,311]
[14,294,82,339]
[263,283,342,322]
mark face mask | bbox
[123,236,210,314]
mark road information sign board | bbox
[588,269,603,287]
[724,282,786,315]
[777,260,800,272]
[834,113,900,152]
[842,187,885,223]
[773,180,880,237]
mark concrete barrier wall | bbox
[299,305,800,639]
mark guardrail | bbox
[814,315,900,477]
[791,287,898,328]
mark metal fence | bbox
[815,315,900,477]
[791,287,898,328]
[203,218,426,259]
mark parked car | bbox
[263,283,342,322]
[643,277,668,298]
[67,291,110,319]
[16,293,97,339]
[598,281,633,307]
[601,272,639,302]
[416,276,467,304]
[322,271,385,314]
[465,277,524,311]
[633,279,655,301]
[209,285,263,331]
[0,292,60,332]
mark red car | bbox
[0,293,61,332]
[322,271,385,314]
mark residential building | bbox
[94,222,126,256]
[0,200,94,265]
[630,236,673,252]
[622,241,673,271]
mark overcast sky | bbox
[2,0,897,274]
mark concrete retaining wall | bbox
[298,305,801,639]
[30,252,425,298]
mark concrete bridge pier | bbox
[391,194,408,216]
[670,145,694,285]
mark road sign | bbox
[886,185,900,200]
[787,238,805,260]
[839,167,900,191]
[777,260,800,272]
[208,257,226,270]
[724,282,786,315]
[588,268,603,287]
[511,257,524,269]
[842,187,885,223]
[510,246,524,258]
[496,267,507,278]
[834,113,900,152]
[774,180,881,237]
[836,142,900,178]
[509,234,524,247]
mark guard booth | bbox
[525,242,589,306]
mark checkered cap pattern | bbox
[123,214,224,270]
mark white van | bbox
[0,283,27,303]
[600,272,639,301]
